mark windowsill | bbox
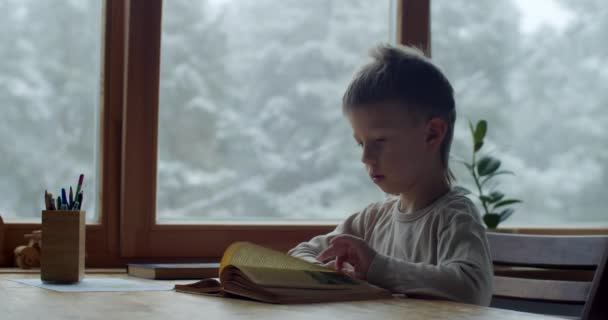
[2,222,102,228]
[154,220,341,227]
[3,220,607,233]
[0,268,126,274]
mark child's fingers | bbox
[335,254,348,272]
[322,260,336,270]
[322,235,376,280]
[316,245,340,262]
[343,268,356,279]
[317,240,350,263]
[318,234,367,267]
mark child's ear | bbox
[425,117,447,149]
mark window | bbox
[0,0,103,223]
[3,0,605,268]
[157,0,392,222]
[432,0,608,226]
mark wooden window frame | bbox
[118,0,434,259]
[1,0,607,267]
[119,0,340,258]
[117,0,608,260]
[1,0,125,267]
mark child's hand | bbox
[321,259,357,277]
[316,234,377,280]
[321,260,336,269]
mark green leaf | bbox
[474,120,487,145]
[453,186,472,195]
[483,213,500,229]
[468,120,475,142]
[488,191,505,203]
[479,195,492,203]
[499,208,514,222]
[480,170,514,186]
[493,199,522,209]
[474,141,484,152]
[477,156,501,176]
[480,192,504,204]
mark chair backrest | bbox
[487,232,608,317]
[581,243,608,320]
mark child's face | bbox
[347,102,439,195]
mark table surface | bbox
[0,271,565,320]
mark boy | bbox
[288,44,493,306]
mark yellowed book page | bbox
[219,242,330,274]
[235,266,365,289]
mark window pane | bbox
[432,0,608,226]
[157,0,391,222]
[0,0,102,222]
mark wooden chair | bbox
[487,232,608,319]
[581,241,608,320]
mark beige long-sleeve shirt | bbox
[288,189,493,306]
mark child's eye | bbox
[375,138,386,143]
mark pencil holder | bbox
[41,210,85,283]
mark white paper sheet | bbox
[10,278,173,292]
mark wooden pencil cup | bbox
[41,210,85,283]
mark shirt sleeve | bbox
[287,207,371,264]
[366,206,494,306]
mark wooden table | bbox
[0,272,564,320]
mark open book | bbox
[174,242,392,304]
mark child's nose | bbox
[361,146,377,166]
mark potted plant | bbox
[457,120,522,229]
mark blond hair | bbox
[342,44,456,185]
